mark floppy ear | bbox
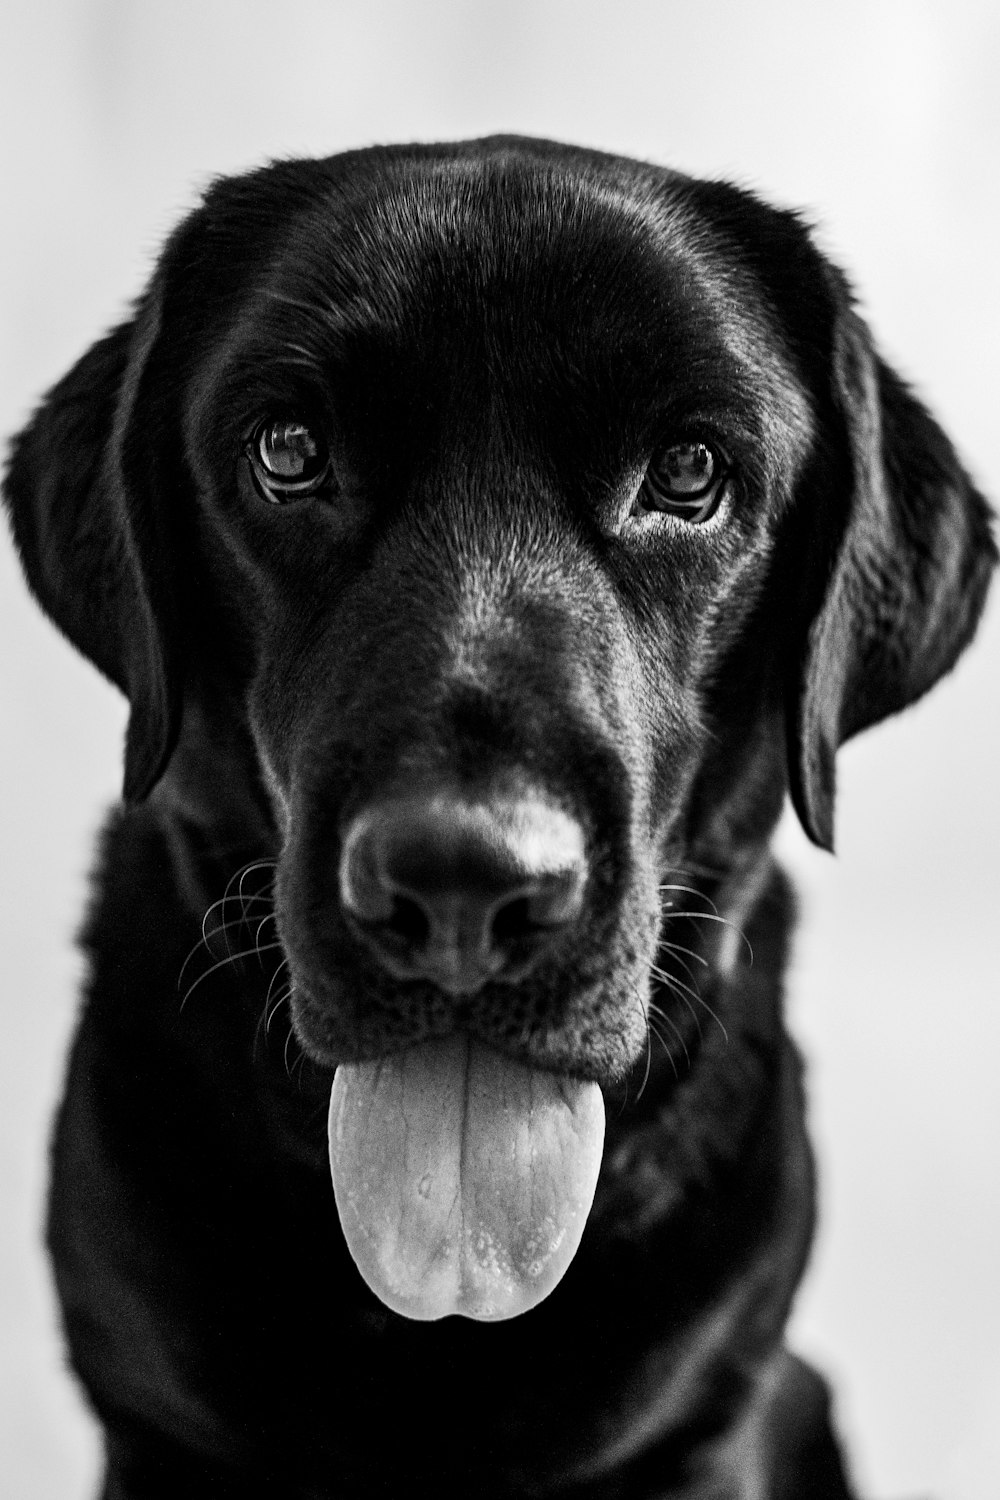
[3,281,181,802]
[788,287,996,850]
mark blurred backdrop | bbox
[1,3,998,1496]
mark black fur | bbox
[4,137,994,1498]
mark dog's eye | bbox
[634,440,728,522]
[248,419,332,503]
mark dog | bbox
[4,136,995,1498]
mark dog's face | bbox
[204,153,815,1084]
[5,139,993,1096]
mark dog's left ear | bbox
[3,277,183,803]
[788,279,996,851]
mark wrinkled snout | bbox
[339,791,588,994]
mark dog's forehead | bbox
[287,154,698,311]
[251,149,790,385]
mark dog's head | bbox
[4,139,994,1091]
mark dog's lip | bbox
[287,983,611,1087]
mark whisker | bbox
[265,957,290,1010]
[660,904,754,965]
[179,941,285,1012]
[199,896,228,943]
[658,938,709,969]
[209,893,275,915]
[265,985,292,1037]
[633,991,653,1102]
[232,857,277,884]
[673,911,754,965]
[254,913,278,954]
[649,963,702,1005]
[645,1012,681,1081]
[651,967,702,1041]
[284,1025,299,1079]
[238,861,276,904]
[663,857,730,882]
[197,910,274,943]
[646,1019,680,1081]
[648,999,691,1070]
[650,963,729,1045]
[179,858,280,999]
[658,882,720,912]
[654,940,708,990]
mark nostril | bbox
[491,895,533,947]
[491,869,586,946]
[384,894,431,948]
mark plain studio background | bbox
[1,2,997,1496]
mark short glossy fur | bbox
[4,137,994,1498]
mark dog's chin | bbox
[283,959,649,1089]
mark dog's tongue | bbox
[328,1036,605,1322]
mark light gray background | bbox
[1,3,998,1496]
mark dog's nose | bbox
[339,793,587,994]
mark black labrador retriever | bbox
[4,137,995,1498]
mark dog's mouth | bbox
[328,1033,605,1322]
[281,781,643,1318]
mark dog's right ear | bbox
[3,279,181,803]
[786,289,996,852]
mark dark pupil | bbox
[262,422,318,478]
[662,442,714,494]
